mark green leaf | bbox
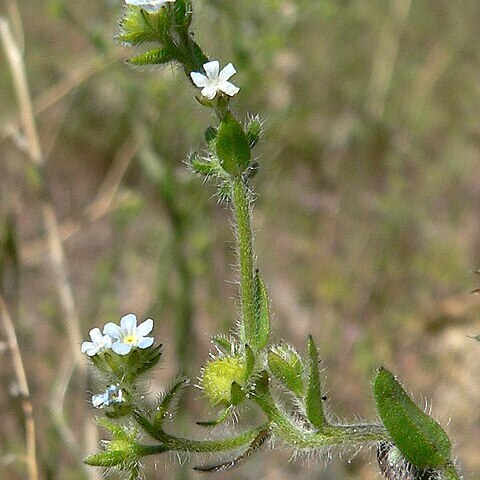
[244,343,255,378]
[253,270,270,351]
[153,377,190,430]
[230,381,245,406]
[267,346,304,397]
[124,344,163,382]
[174,0,192,29]
[197,404,233,427]
[374,367,452,469]
[118,7,166,45]
[204,126,218,144]
[129,48,176,66]
[216,113,251,175]
[211,335,233,353]
[245,115,263,148]
[189,153,217,176]
[305,335,326,429]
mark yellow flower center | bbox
[123,334,137,345]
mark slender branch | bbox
[231,176,256,344]
[0,295,39,480]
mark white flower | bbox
[81,328,113,356]
[92,385,125,408]
[190,61,240,100]
[103,314,154,355]
[125,0,175,14]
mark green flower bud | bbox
[201,356,248,406]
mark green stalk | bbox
[254,387,388,449]
[138,424,268,456]
[231,176,256,345]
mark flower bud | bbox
[201,356,248,406]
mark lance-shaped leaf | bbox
[230,381,245,406]
[197,404,233,427]
[253,270,270,351]
[211,335,234,354]
[305,335,327,429]
[204,126,218,144]
[245,115,263,148]
[267,344,304,397]
[124,344,163,382]
[189,153,217,177]
[129,47,176,66]
[216,112,251,176]
[174,0,193,29]
[374,367,452,470]
[153,377,190,430]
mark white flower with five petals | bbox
[103,314,154,355]
[125,0,175,14]
[81,328,113,357]
[190,61,240,100]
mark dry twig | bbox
[0,295,39,480]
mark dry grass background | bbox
[1,0,480,479]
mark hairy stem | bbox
[231,176,256,345]
[254,387,388,449]
[140,424,269,456]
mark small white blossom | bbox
[103,314,154,355]
[190,61,240,100]
[92,385,125,408]
[81,328,112,356]
[125,0,175,14]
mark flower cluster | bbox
[81,314,154,357]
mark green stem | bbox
[254,388,388,449]
[138,424,268,457]
[231,176,256,345]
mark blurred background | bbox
[1,0,480,479]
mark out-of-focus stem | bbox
[0,16,98,479]
[0,295,39,480]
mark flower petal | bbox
[120,314,137,333]
[201,85,218,100]
[103,322,122,339]
[92,393,106,408]
[137,336,154,349]
[112,342,132,355]
[220,81,240,97]
[203,61,220,80]
[136,318,154,337]
[219,63,236,82]
[190,71,209,88]
[81,341,97,355]
[89,327,103,343]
